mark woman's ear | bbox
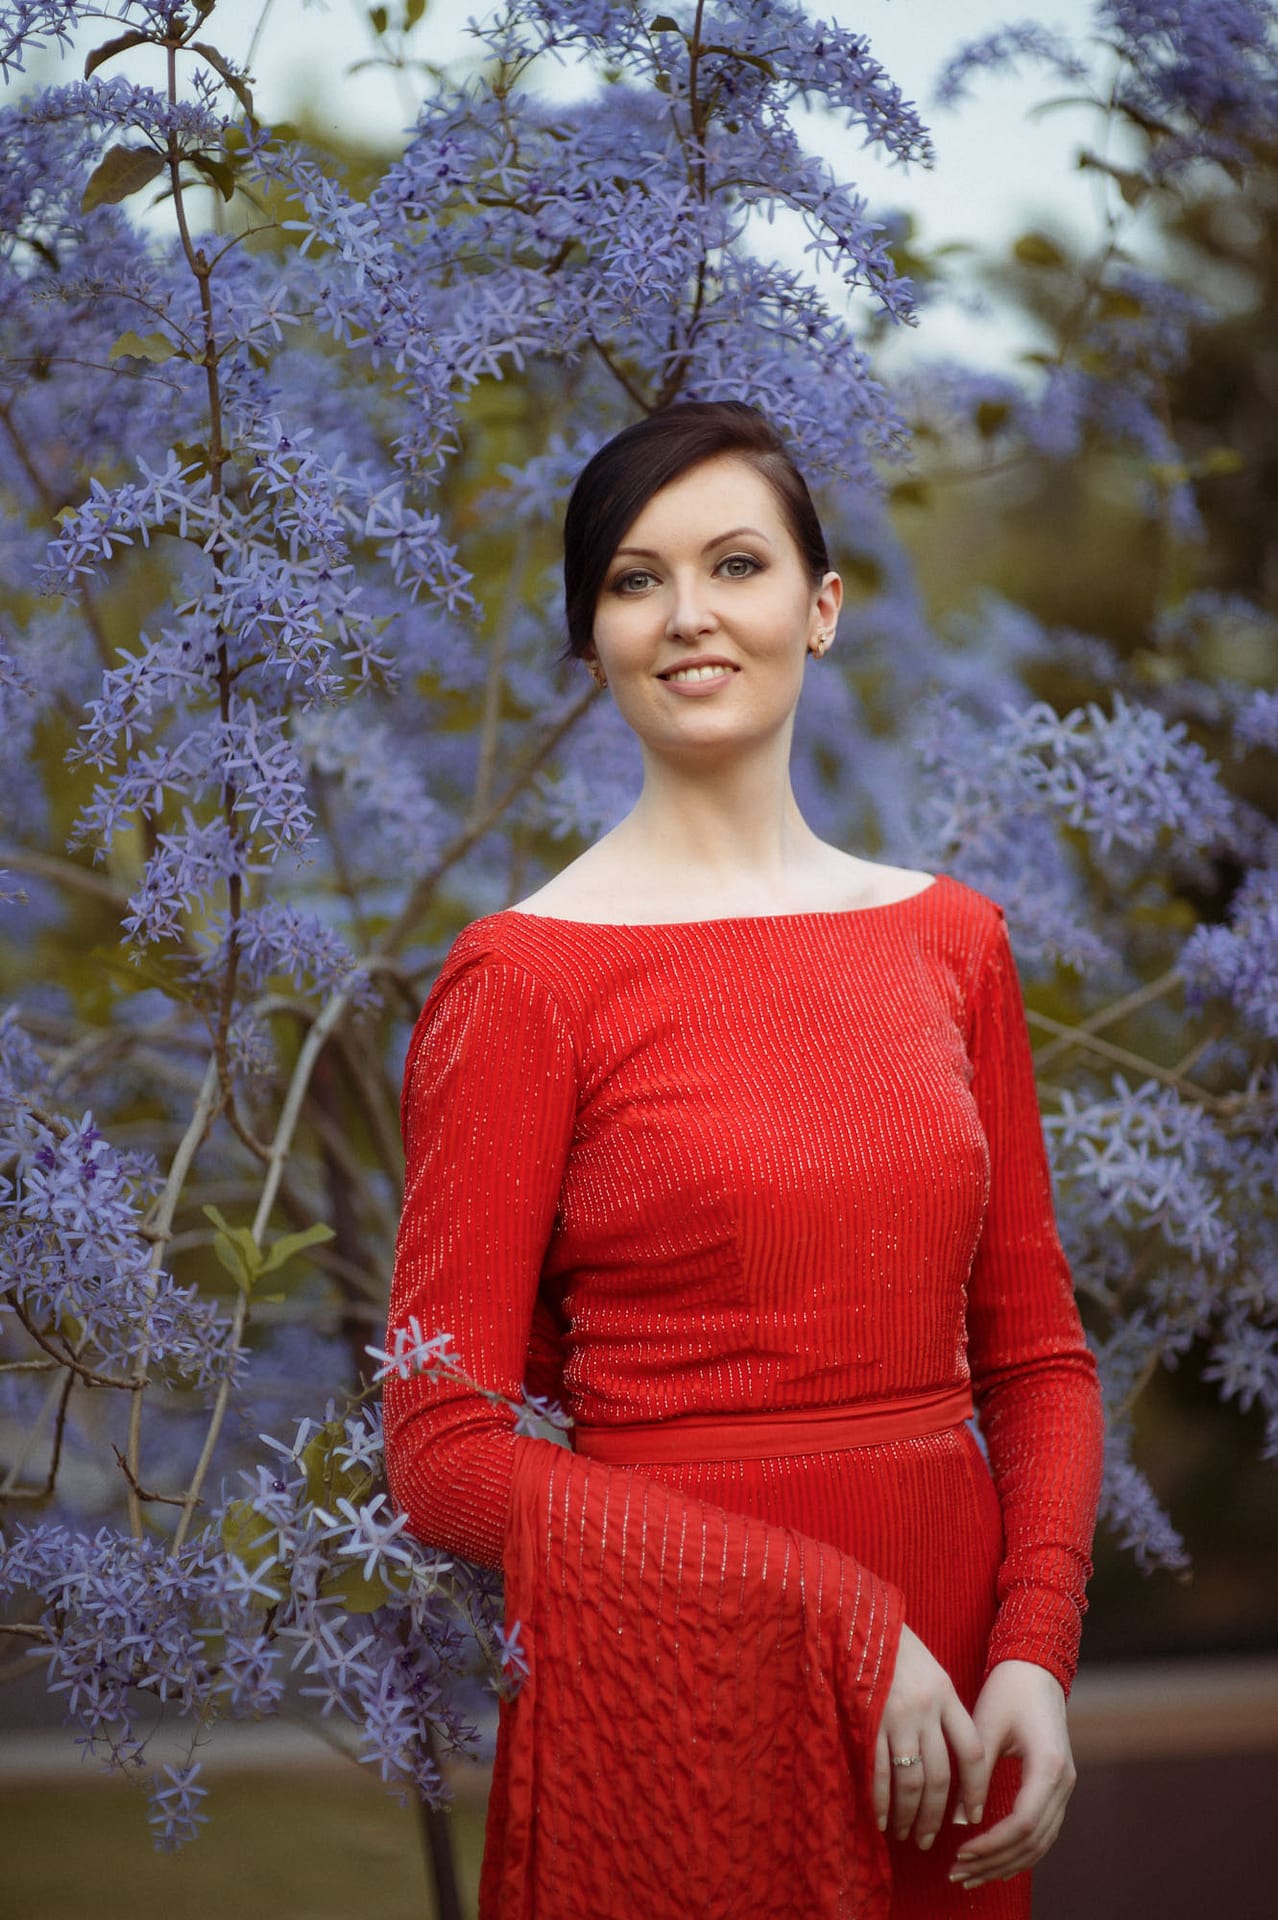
[809,571,843,655]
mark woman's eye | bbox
[613,569,656,594]
[718,553,761,578]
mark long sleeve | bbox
[963,909,1105,1694]
[382,952,578,1568]
[381,950,906,1920]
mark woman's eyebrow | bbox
[612,526,774,559]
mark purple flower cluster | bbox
[936,2,1278,180]
[912,686,1239,973]
[1,1103,241,1389]
[1181,867,1278,1038]
[3,0,1276,1848]
[0,1392,520,1845]
[932,21,1091,108]
[1099,0,1278,177]
[0,0,80,80]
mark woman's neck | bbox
[603,758,827,902]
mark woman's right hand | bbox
[873,1622,988,1850]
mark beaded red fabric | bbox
[381,873,1104,1919]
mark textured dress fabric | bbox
[381,873,1105,1920]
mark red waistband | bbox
[570,1382,975,1465]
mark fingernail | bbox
[971,1803,984,1822]
[919,1835,935,1851]
[877,1815,887,1832]
[952,1810,970,1825]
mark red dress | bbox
[382,874,1104,1919]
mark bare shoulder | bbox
[507,846,636,920]
[819,850,936,910]
[509,845,937,920]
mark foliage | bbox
[1,0,1276,1851]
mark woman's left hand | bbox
[947,1660,1077,1891]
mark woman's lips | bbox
[659,667,739,695]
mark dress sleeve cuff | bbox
[983,1580,1087,1695]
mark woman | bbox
[381,401,1104,1919]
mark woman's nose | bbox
[666,573,718,639]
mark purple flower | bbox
[932,21,1090,107]
[1182,867,1278,1038]
[0,0,81,81]
[146,1761,209,1851]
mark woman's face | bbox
[588,453,842,758]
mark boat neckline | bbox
[491,873,944,931]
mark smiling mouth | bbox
[659,664,740,684]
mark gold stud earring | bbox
[586,656,608,689]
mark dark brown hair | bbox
[559,401,830,663]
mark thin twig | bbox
[1026,1009,1213,1101]
[470,528,532,826]
[0,845,130,912]
[170,986,355,1553]
[0,1355,74,1504]
[1033,968,1185,1069]
[377,682,599,959]
[126,1054,223,1538]
[7,1299,141,1392]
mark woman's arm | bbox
[951,905,1106,1884]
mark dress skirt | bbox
[482,1420,1033,1919]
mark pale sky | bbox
[22,0,1147,367]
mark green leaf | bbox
[81,145,166,213]
[109,329,175,363]
[190,151,237,203]
[209,1234,255,1292]
[1096,289,1144,321]
[889,478,931,508]
[171,439,212,479]
[201,1205,263,1293]
[975,400,1011,439]
[192,42,257,125]
[1076,149,1148,208]
[369,5,389,32]
[1012,231,1065,269]
[405,0,427,26]
[201,1208,332,1295]
[258,1220,336,1276]
[319,1559,412,1613]
[703,42,776,78]
[650,14,681,31]
[87,943,207,1007]
[302,1418,372,1509]
[85,29,151,80]
[221,1499,287,1608]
